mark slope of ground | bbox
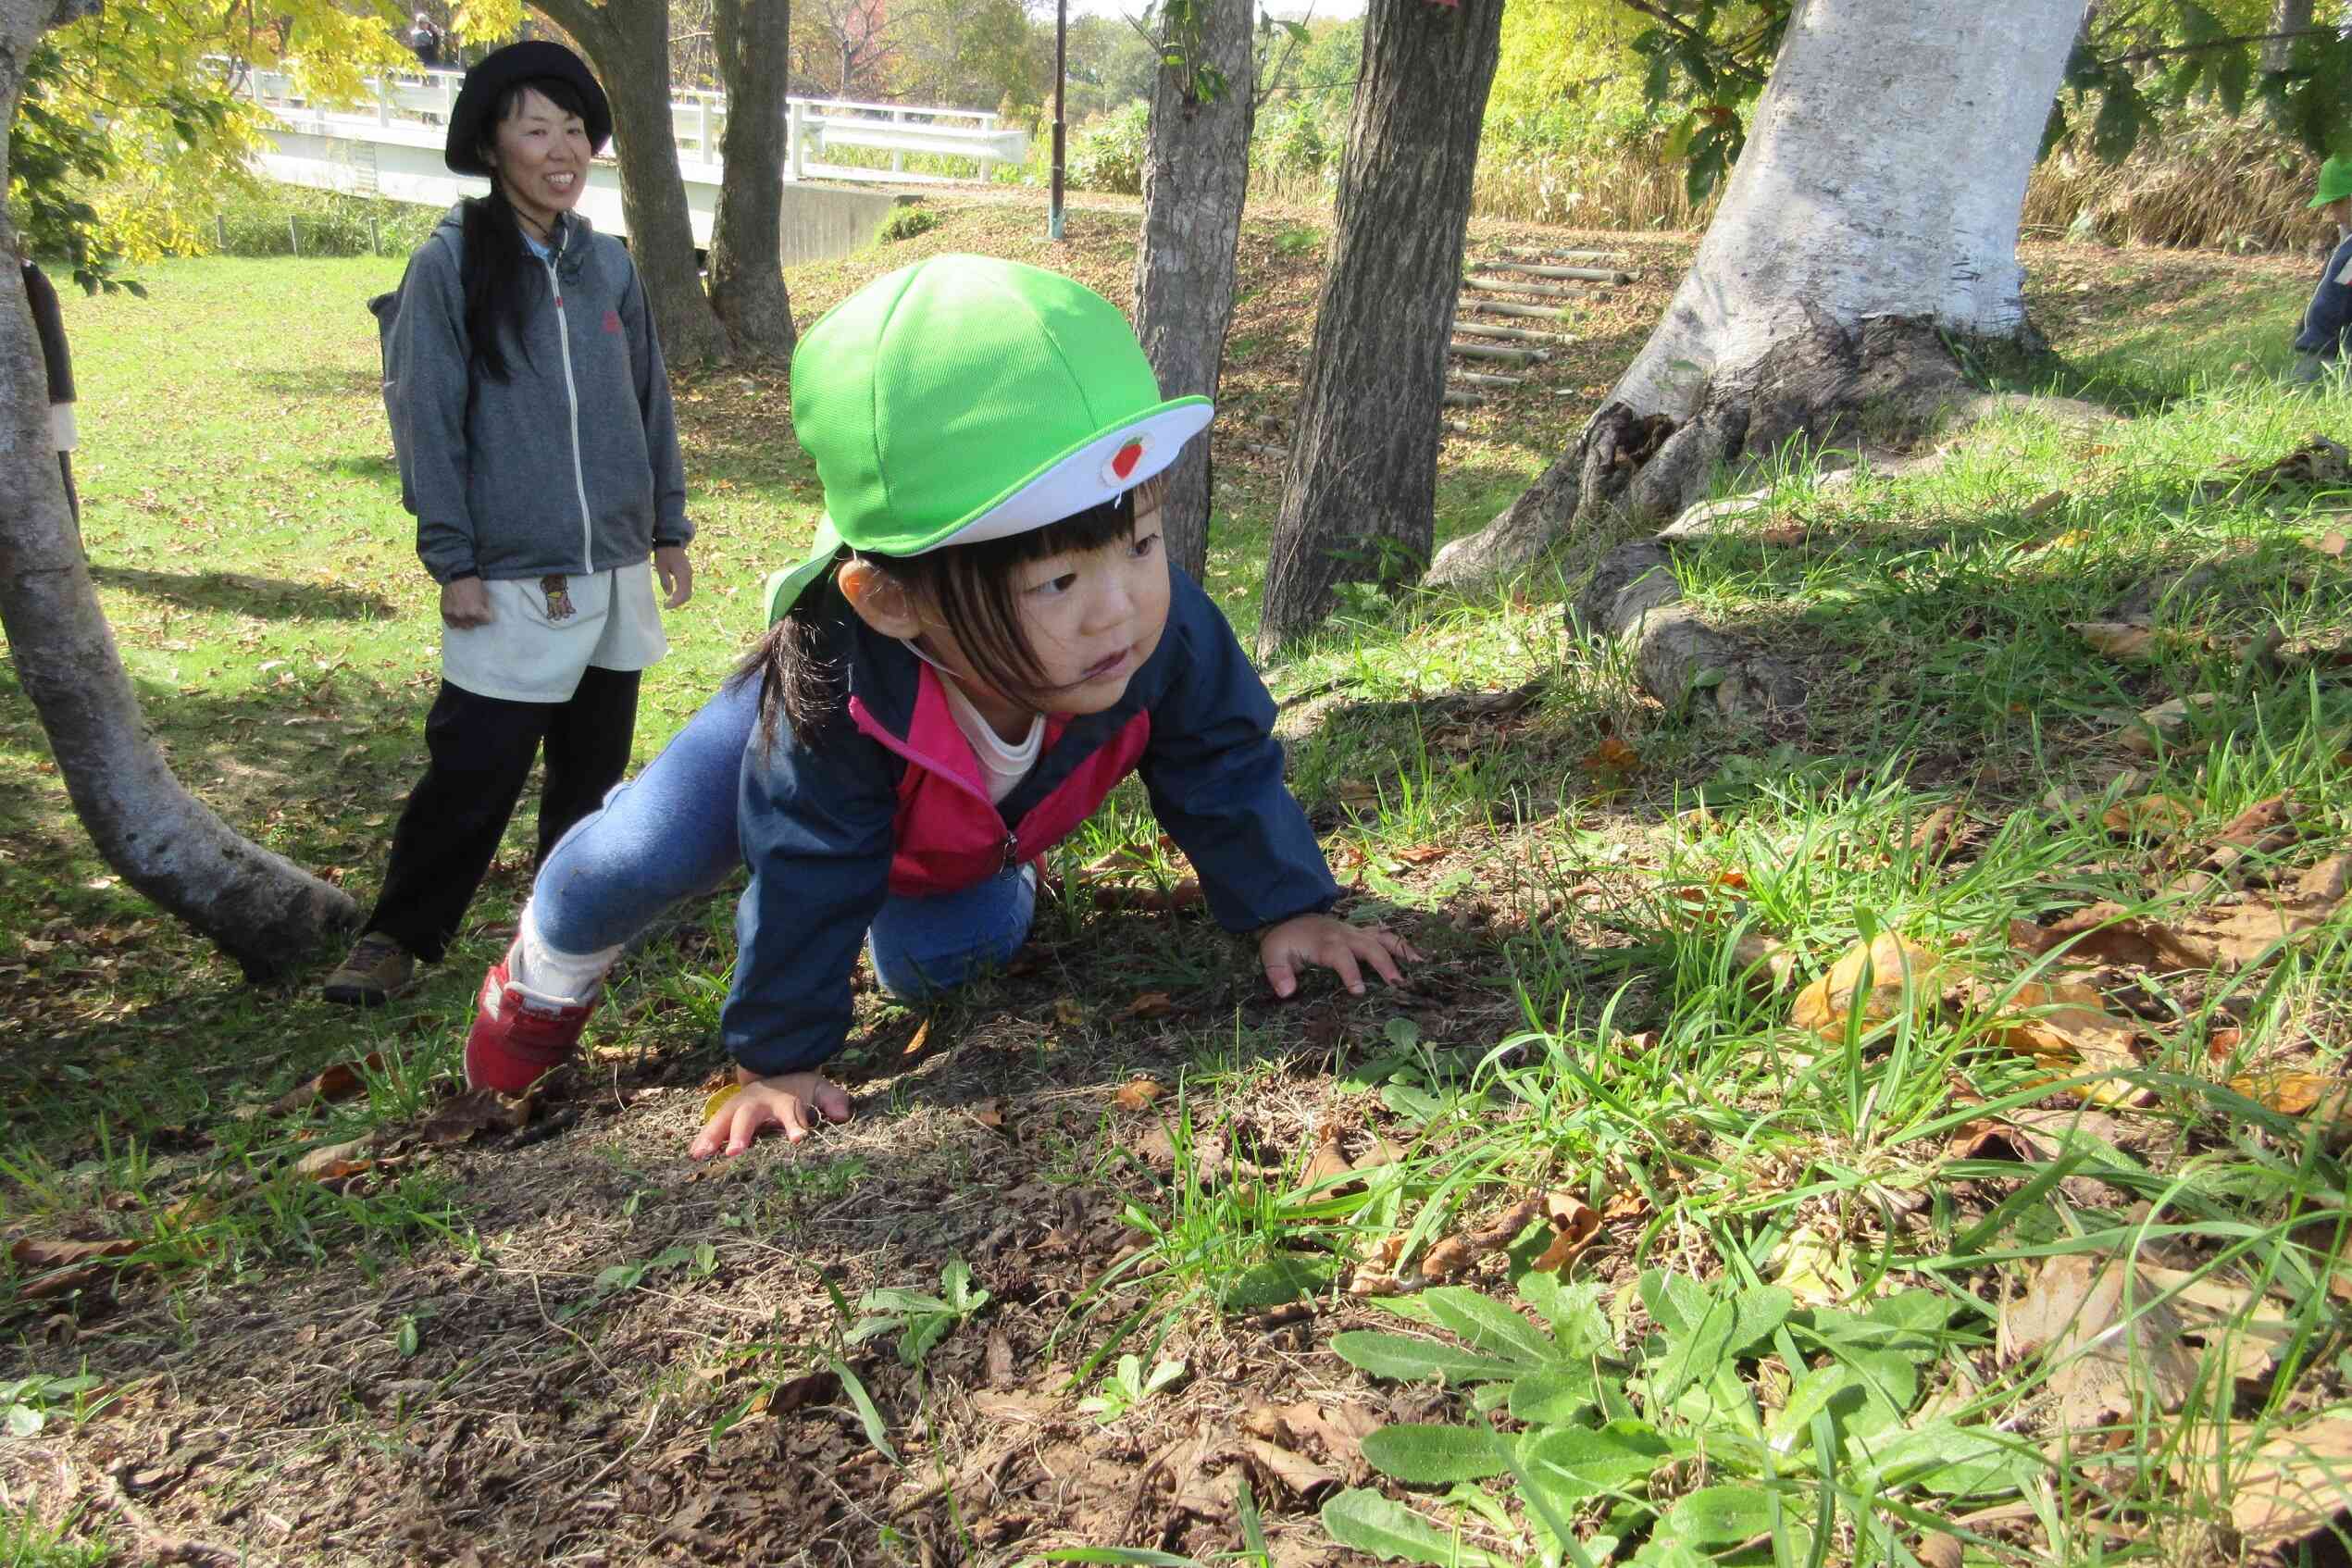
[1,201,2346,1567]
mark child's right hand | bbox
[690,1067,852,1159]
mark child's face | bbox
[925,504,1173,727]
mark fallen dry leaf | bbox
[2100,793,2196,839]
[900,1017,932,1056]
[1790,932,1947,1042]
[2022,490,2072,521]
[967,1098,1006,1131]
[269,1053,384,1117]
[2071,620,2160,662]
[10,1236,138,1272]
[2314,529,2348,558]
[2182,1413,2352,1549]
[1113,1077,1166,1112]
[1529,1190,1603,1275]
[1243,1437,1341,1501]
[1997,1251,2198,1430]
[2121,693,2222,757]
[294,1138,374,1182]
[421,1086,535,1146]
[2229,1072,2351,1140]
[1731,931,1796,994]
[1053,997,1088,1028]
[1584,734,1641,777]
[1990,979,2147,1107]
[1300,1138,1356,1193]
[1910,803,1963,865]
[1391,845,1447,865]
[2011,854,2349,976]
[1119,991,1176,1020]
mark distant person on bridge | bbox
[325,41,695,1007]
[406,11,445,68]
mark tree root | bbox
[1572,541,1804,723]
[1428,312,2122,593]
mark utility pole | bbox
[1050,0,1067,240]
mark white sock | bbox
[510,902,621,1005]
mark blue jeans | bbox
[532,676,1033,1002]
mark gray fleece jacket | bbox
[383,205,691,584]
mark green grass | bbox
[3,205,2348,1565]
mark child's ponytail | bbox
[735,544,854,754]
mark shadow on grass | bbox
[90,565,400,622]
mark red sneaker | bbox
[464,950,597,1093]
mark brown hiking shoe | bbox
[322,933,416,1007]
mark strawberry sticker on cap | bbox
[1102,435,1151,487]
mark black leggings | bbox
[365,666,641,964]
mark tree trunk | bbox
[0,0,357,979]
[2265,0,2314,74]
[1429,0,2086,591]
[1253,0,1502,655]
[1130,0,1254,582]
[539,0,732,367]
[708,0,795,359]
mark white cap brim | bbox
[911,399,1213,554]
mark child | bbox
[2293,155,2352,382]
[462,255,1419,1157]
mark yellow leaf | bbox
[1054,997,1088,1027]
[702,1083,743,1121]
[1789,933,1946,1041]
[2071,620,2159,662]
[1113,1077,1165,1111]
[2100,792,2196,838]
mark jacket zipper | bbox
[541,229,594,575]
[848,699,1025,874]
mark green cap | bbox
[765,255,1212,621]
[2312,155,2352,208]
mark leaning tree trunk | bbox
[1429,0,2087,590]
[0,0,357,979]
[709,0,795,359]
[1131,0,1254,582]
[538,0,732,367]
[1254,0,1502,654]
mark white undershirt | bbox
[903,639,1042,804]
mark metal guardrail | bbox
[232,63,1027,182]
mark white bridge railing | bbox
[233,64,1027,185]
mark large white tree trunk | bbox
[1431,0,2088,590]
[0,0,359,977]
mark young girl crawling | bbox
[458,255,1420,1155]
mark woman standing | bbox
[326,41,693,1005]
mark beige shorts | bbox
[441,560,668,703]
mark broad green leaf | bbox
[1362,1423,1514,1485]
[898,1313,951,1367]
[1662,1483,1777,1544]
[1424,1287,1557,1364]
[1516,1273,1612,1357]
[1727,1287,1795,1354]
[6,1405,43,1437]
[1507,1361,1599,1425]
[1381,1084,1443,1126]
[1653,1294,1737,1404]
[1671,1357,1761,1438]
[1854,1420,2041,1499]
[861,1287,951,1314]
[1332,1331,1524,1387]
[1630,1537,1711,1568]
[1519,1420,1671,1499]
[1766,1362,1859,1454]
[1319,1488,1512,1567]
[1222,1256,1330,1311]
[1638,1270,1711,1338]
[1827,1346,1916,1436]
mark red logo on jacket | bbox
[602,309,622,334]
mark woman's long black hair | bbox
[740,472,1172,753]
[459,74,593,382]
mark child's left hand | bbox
[1259,914,1423,999]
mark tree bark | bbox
[709,0,795,360]
[0,0,357,978]
[1255,0,1502,655]
[2265,0,2314,74]
[1131,0,1254,582]
[1430,0,2086,592]
[537,0,732,367]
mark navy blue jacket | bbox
[724,566,1341,1074]
[2296,231,2352,357]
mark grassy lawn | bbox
[2,196,2348,1566]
